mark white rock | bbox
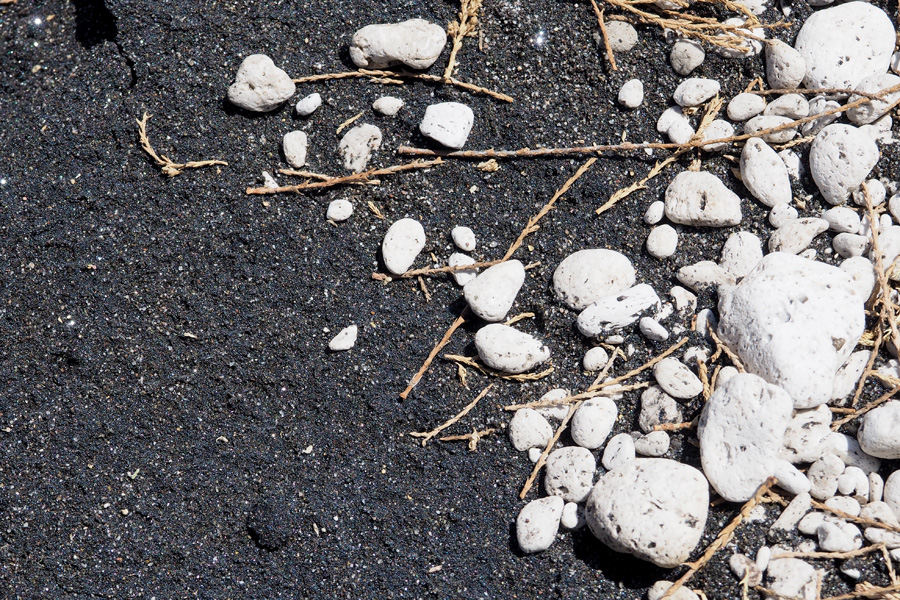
[741,138,792,208]
[673,78,720,107]
[853,179,886,207]
[677,261,735,292]
[516,496,564,553]
[665,171,742,227]
[773,460,812,495]
[766,39,807,89]
[818,520,863,552]
[794,2,895,90]
[560,502,586,530]
[771,492,812,531]
[670,286,697,314]
[798,511,826,536]
[262,171,279,190]
[644,201,666,225]
[716,253,865,408]
[508,408,553,451]
[766,558,818,600]
[700,119,735,152]
[833,233,870,259]
[780,150,801,181]
[448,253,478,286]
[464,260,525,322]
[227,54,295,112]
[699,373,794,502]
[639,387,682,433]
[451,226,476,251]
[328,324,358,351]
[858,401,900,459]
[295,93,322,116]
[864,527,900,548]
[886,471,900,517]
[474,324,550,374]
[350,19,446,69]
[585,458,709,568]
[646,225,678,259]
[583,347,609,371]
[848,74,900,125]
[576,284,661,338]
[381,218,425,275]
[339,124,382,172]
[825,495,861,517]
[326,199,353,222]
[634,431,670,456]
[769,203,798,228]
[648,582,700,600]
[282,130,308,169]
[827,432,882,474]
[768,218,829,254]
[639,317,669,342]
[552,249,635,311]
[670,39,705,75]
[840,256,877,300]
[728,93,767,121]
[420,102,474,149]
[808,454,845,500]
[571,398,617,450]
[744,115,797,144]
[730,554,763,586]
[802,96,841,136]
[810,124,879,205]
[860,501,899,527]
[544,446,597,502]
[870,473,885,504]
[657,106,695,144]
[653,358,702,399]
[535,388,571,422]
[715,18,765,58]
[618,79,644,109]
[528,447,542,463]
[602,433,636,470]
[372,96,404,116]
[780,405,832,464]
[715,366,739,388]
[823,207,861,234]
[606,21,638,52]
[764,94,809,119]
[720,231,763,279]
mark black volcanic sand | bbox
[1,0,898,598]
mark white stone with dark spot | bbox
[766,558,818,600]
[474,324,550,374]
[639,386,683,433]
[602,433,636,470]
[780,405,832,464]
[720,231,763,279]
[535,388,570,422]
[673,78,720,107]
[350,19,446,69]
[227,54,295,112]
[339,124,382,172]
[508,408,553,451]
[544,446,597,503]
[516,496,564,553]
[576,284,661,338]
[606,21,638,51]
[282,130,308,169]
[809,124,879,205]
[420,102,474,149]
[744,115,797,144]
[808,454,845,500]
[769,203,798,228]
[464,260,525,322]
[328,325,358,351]
[665,171,742,227]
[741,137,792,208]
[823,207,861,234]
[676,261,736,292]
[571,397,617,450]
[451,226,476,251]
[764,94,809,119]
[372,96,404,116]
[634,431,670,456]
[766,39,807,89]
[700,119,734,152]
[553,249,635,311]
[381,218,425,275]
[327,199,353,222]
[768,218,829,254]
[295,93,322,116]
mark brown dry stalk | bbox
[588,337,689,392]
[818,583,900,600]
[246,158,443,194]
[591,1,618,71]
[811,498,900,534]
[504,381,650,411]
[136,113,227,177]
[832,384,900,431]
[443,354,555,382]
[772,544,886,561]
[654,419,697,432]
[0,1,17,5]
[410,384,493,445]
[386,259,503,279]
[864,181,900,370]
[709,328,745,372]
[293,69,513,102]
[335,111,364,135]
[658,477,778,600]
[505,312,536,326]
[443,0,483,80]
[278,169,337,181]
[851,328,884,409]
[417,275,432,302]
[520,403,579,499]
[439,427,495,451]
[399,310,469,399]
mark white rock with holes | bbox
[576,284,661,338]
[780,405,832,464]
[227,54,296,112]
[809,124,879,205]
[544,446,597,503]
[327,199,353,222]
[516,496,564,553]
[571,397,617,450]
[553,249,635,311]
[350,19,446,69]
[670,39,705,75]
[508,408,553,451]
[463,260,525,322]
[381,218,425,275]
[419,102,474,149]
[768,218,829,254]
[673,78,720,107]
[677,261,735,292]
[339,124,382,172]
[858,401,900,459]
[727,93,766,121]
[653,358,703,399]
[720,231,763,279]
[766,557,819,600]
[665,171,742,227]
[766,40,807,89]
[474,324,550,374]
[635,431,670,456]
[741,137,792,207]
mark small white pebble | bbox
[769,203,798,228]
[451,226,476,251]
[646,224,678,259]
[372,95,404,116]
[639,316,669,342]
[328,324,358,351]
[583,346,610,371]
[644,201,665,225]
[295,93,322,116]
[618,79,644,109]
[327,199,353,222]
[606,21,638,52]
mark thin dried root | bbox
[772,544,886,561]
[293,69,513,102]
[137,113,227,177]
[246,158,443,194]
[520,403,579,499]
[410,384,493,445]
[443,354,555,382]
[443,0,483,80]
[591,1,618,71]
[439,427,495,451]
[399,310,469,399]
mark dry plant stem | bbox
[811,498,900,533]
[443,0,483,80]
[659,477,778,600]
[136,113,227,177]
[335,112,363,135]
[817,584,900,600]
[418,275,432,302]
[519,403,579,499]
[0,1,18,5]
[588,337,689,392]
[505,312,535,326]
[772,544,886,561]
[293,69,513,102]
[246,158,443,194]
[410,384,493,445]
[439,427,495,451]
[852,328,883,408]
[392,259,503,279]
[591,1,618,71]
[709,328,745,372]
[278,169,336,181]
[832,384,900,430]
[443,354,555,382]
[654,419,697,432]
[503,381,650,411]
[399,310,469,399]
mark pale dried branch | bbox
[520,403,578,499]
[591,1,618,71]
[410,384,493,445]
[772,544,886,561]
[399,310,469,399]
[444,0,483,79]
[443,354,555,382]
[439,427,495,451]
[246,158,443,194]
[293,69,513,102]
[136,113,227,177]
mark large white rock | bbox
[227,54,295,112]
[780,405,832,464]
[576,284,661,338]
[544,446,597,503]
[463,260,525,322]
[794,2,895,90]
[665,171,742,227]
[339,124,382,172]
[552,249,636,311]
[419,102,474,149]
[508,408,552,451]
[858,401,900,459]
[474,324,550,374]
[381,218,425,275]
[717,253,865,408]
[849,74,900,125]
[809,124,879,205]
[741,138,792,207]
[766,558,819,600]
[766,39,806,90]
[698,373,794,502]
[571,397,617,450]
[585,458,709,568]
[350,19,446,69]
[516,496,564,553]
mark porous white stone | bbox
[560,502,586,530]
[646,225,678,259]
[700,119,735,152]
[766,558,819,600]
[772,460,812,495]
[381,218,425,275]
[771,492,812,531]
[665,171,742,227]
[853,179,886,207]
[768,217,829,254]
[858,401,900,459]
[780,405,832,464]
[606,21,638,51]
[848,74,900,125]
[634,431,670,456]
[451,226,476,251]
[744,115,797,144]
[833,233,870,259]
[823,207,861,234]
[886,471,900,517]
[808,454,845,500]
[720,231,763,279]
[769,203,798,228]
[448,253,478,286]
[639,387,682,433]
[764,94,809,119]
[602,433,636,471]
[644,201,666,225]
[553,249,635,311]
[534,388,570,422]
[677,261,735,292]
[639,317,669,342]
[474,324,550,374]
[766,39,806,89]
[827,432,882,474]
[516,496,564,553]
[798,511,826,536]
[802,96,842,136]
[670,39,705,75]
[727,93,767,122]
[809,124,879,205]
[372,96,404,116]
[618,79,644,109]
[818,520,863,552]
[673,78,720,107]
[653,358,703,399]
[328,324,358,351]
[508,408,553,451]
[698,373,794,502]
[544,446,597,503]
[282,130,308,169]
[464,260,525,322]
[571,398,617,450]
[350,19,446,69]
[327,199,353,222]
[227,54,295,112]
[583,347,609,372]
[577,284,661,338]
[420,102,474,149]
[585,458,709,568]
[741,137,792,208]
[861,502,899,529]
[825,495,861,517]
[339,124,382,172]
[295,93,322,116]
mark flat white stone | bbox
[766,558,818,600]
[571,398,617,450]
[768,217,829,254]
[727,93,766,122]
[381,218,425,275]
[646,225,678,259]
[823,207,861,234]
[766,40,806,89]
[700,119,734,152]
[818,520,863,552]
[653,358,703,399]
[474,324,550,374]
[825,495,861,517]
[508,408,553,451]
[282,130,308,169]
[328,324,358,351]
[665,171,742,227]
[227,54,295,112]
[808,454,845,500]
[583,347,609,371]
[606,21,638,51]
[764,94,809,119]
[602,433,636,470]
[858,401,900,459]
[419,102,474,149]
[576,284,661,338]
[770,492,812,531]
[639,316,669,342]
[673,78,720,107]
[720,231,763,279]
[451,226,476,251]
[773,459,811,495]
[350,19,446,69]
[833,233,870,258]
[372,96,404,116]
[848,74,900,125]
[741,137,792,208]
[744,115,797,144]
[677,261,736,292]
[339,124,382,172]
[618,79,644,109]
[634,431,670,456]
[780,405,832,464]
[295,93,322,116]
[769,203,798,228]
[326,199,353,222]
[448,252,478,286]
[827,432,882,474]
[585,458,709,568]
[553,249,635,311]
[670,39,705,75]
[649,582,700,600]
[516,496,564,553]
[809,124,879,205]
[464,260,525,322]
[699,373,794,502]
[544,446,597,503]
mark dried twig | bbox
[591,1,617,71]
[504,381,650,411]
[293,69,513,102]
[505,312,535,326]
[278,169,338,181]
[588,337,689,392]
[246,158,442,194]
[832,384,900,431]
[709,328,745,372]
[443,354,555,382]
[654,419,697,432]
[336,112,363,135]
[0,1,18,6]
[136,113,227,177]
[818,583,900,600]
[444,0,483,80]
[772,544,886,561]
[399,310,469,399]
[852,328,883,408]
[520,403,579,499]
[439,427,495,451]
[410,384,493,445]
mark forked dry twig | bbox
[444,0,483,79]
[410,384,493,445]
[399,310,470,399]
[439,427,495,451]
[136,113,227,177]
[246,158,443,194]
[293,69,513,102]
[443,354,555,382]
[590,1,618,71]
[520,403,579,498]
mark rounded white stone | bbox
[544,446,597,502]
[326,199,353,222]
[576,284,661,338]
[719,231,763,279]
[571,397,617,450]
[823,207,861,234]
[741,137,792,208]
[649,582,701,600]
[419,102,474,149]
[381,218,425,275]
[553,249,636,311]
[644,201,666,225]
[700,119,734,152]
[350,19,446,69]
[560,502,586,530]
[634,430,670,456]
[451,226,476,251]
[328,324,358,351]
[852,178,886,208]
[676,261,735,292]
[464,260,525,322]
[282,130,308,169]
[673,78,721,107]
[763,94,809,119]
[769,203,798,228]
[227,54,295,113]
[474,324,550,374]
[372,95,404,116]
[448,252,478,286]
[727,93,766,121]
[602,433,636,471]
[646,224,678,259]
[768,217,829,255]
[743,115,797,144]
[808,454,845,500]
[858,401,900,459]
[295,93,322,117]
[508,408,553,451]
[618,79,644,109]
[583,347,609,372]
[516,496,564,553]
[639,316,669,342]
[810,124,879,206]
[766,39,806,90]
[606,21,638,51]
[339,123,382,172]
[639,386,683,433]
[665,171,742,227]
[833,233,870,259]
[653,357,703,399]
[670,39,705,75]
[535,388,570,422]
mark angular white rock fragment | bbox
[646,225,678,259]
[282,130,308,169]
[552,249,635,311]
[772,459,811,495]
[766,558,818,600]
[583,347,609,371]
[827,432,882,474]
[768,217,829,254]
[571,398,617,450]
[769,203,798,228]
[700,119,734,152]
[766,39,807,89]
[295,93,322,116]
[699,373,794,502]
[848,74,900,125]
[798,511,825,536]
[381,218,425,275]
[372,96,404,116]
[327,199,354,222]
[560,502,586,531]
[670,39,705,75]
[328,324,358,351]
[823,207,861,234]
[670,286,697,314]
[665,171,742,227]
[657,106,694,144]
[858,401,900,459]
[780,150,801,181]
[516,496,564,553]
[350,19,446,69]
[508,408,553,451]
[602,433,636,471]
[576,284,661,338]
[262,171,279,190]
[764,94,809,119]
[886,471,900,517]
[463,260,525,322]
[869,474,885,504]
[474,324,550,374]
[585,458,709,568]
[639,317,669,342]
[419,102,474,149]
[677,261,735,292]
[794,2,895,90]
[809,124,879,206]
[727,93,766,122]
[673,78,721,107]
[770,492,812,531]
[653,358,703,400]
[634,431,670,456]
[717,253,865,408]
[730,554,763,586]
[618,79,644,109]
[451,226,476,251]
[780,405,832,464]
[741,138,792,207]
[808,454,845,500]
[744,115,797,144]
[720,231,763,279]
[818,521,863,553]
[644,201,665,225]
[448,253,478,286]
[544,446,597,502]
[838,466,869,500]
[227,54,296,112]
[339,124,382,172]
[649,582,700,600]
[639,386,682,433]
[606,21,638,52]
[861,501,897,528]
